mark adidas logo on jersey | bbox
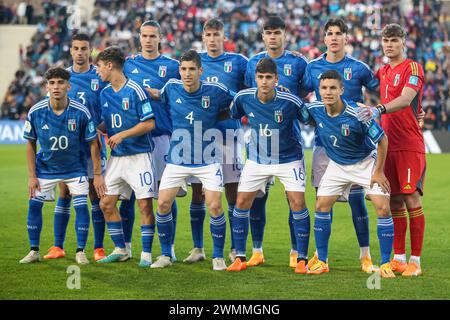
[41,124,49,130]
[319,122,324,128]
[176,98,182,104]
[131,68,139,74]
[103,102,108,107]
[248,112,255,117]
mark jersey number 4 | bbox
[186,111,194,125]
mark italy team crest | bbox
[224,61,232,73]
[344,68,352,80]
[341,124,350,136]
[274,110,283,123]
[68,119,77,131]
[394,74,400,86]
[283,64,292,76]
[122,98,129,110]
[91,79,99,91]
[202,96,210,108]
[158,66,167,77]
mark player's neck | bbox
[207,49,224,58]
[326,51,345,63]
[142,50,160,60]
[325,99,344,117]
[267,48,284,59]
[389,55,405,68]
[49,96,68,115]
[72,63,90,73]
[183,81,201,93]
[257,89,276,104]
[110,72,128,92]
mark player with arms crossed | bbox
[151,50,233,270]
[20,67,106,264]
[183,18,248,264]
[124,20,181,261]
[244,15,308,268]
[95,47,157,267]
[227,58,310,274]
[306,71,395,277]
[357,24,426,277]
[301,18,380,273]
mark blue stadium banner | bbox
[0,120,27,144]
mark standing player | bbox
[95,47,157,267]
[20,67,106,264]
[124,20,181,261]
[151,50,233,270]
[357,24,426,277]
[184,18,248,264]
[227,58,310,273]
[305,71,394,278]
[244,15,308,268]
[42,33,112,262]
[301,18,380,273]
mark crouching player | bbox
[227,58,310,273]
[306,70,395,277]
[20,67,106,264]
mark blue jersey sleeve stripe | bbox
[127,81,147,101]
[28,100,48,114]
[70,101,92,119]
[233,88,256,100]
[204,82,229,92]
[141,113,155,121]
[23,134,37,140]
[278,94,304,109]
[85,134,97,142]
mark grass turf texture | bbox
[1,145,449,300]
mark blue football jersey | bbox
[160,79,234,166]
[100,79,155,157]
[302,53,379,147]
[124,54,180,137]
[245,50,308,96]
[231,88,307,164]
[67,64,107,159]
[200,51,248,133]
[306,99,384,165]
[23,98,97,179]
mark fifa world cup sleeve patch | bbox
[368,124,381,140]
[24,120,32,133]
[408,76,419,86]
[88,121,95,133]
[142,102,152,114]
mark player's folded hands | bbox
[370,170,391,194]
[93,175,107,198]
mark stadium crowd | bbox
[1,0,449,130]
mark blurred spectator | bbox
[1,0,450,130]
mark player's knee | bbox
[157,199,172,214]
[207,201,222,215]
[375,203,391,217]
[288,198,306,211]
[315,202,331,213]
[100,199,114,216]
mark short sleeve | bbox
[83,114,97,142]
[404,61,424,91]
[300,63,313,97]
[23,112,36,140]
[230,95,245,119]
[244,61,254,88]
[360,62,379,91]
[135,89,154,122]
[365,119,384,144]
[218,87,235,113]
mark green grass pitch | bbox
[1,145,449,300]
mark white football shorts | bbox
[36,176,89,201]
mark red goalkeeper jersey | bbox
[376,59,425,153]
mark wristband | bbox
[376,104,386,115]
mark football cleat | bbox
[390,259,408,273]
[75,250,90,265]
[307,260,329,275]
[361,256,378,273]
[295,260,308,274]
[246,252,265,267]
[125,243,132,259]
[43,246,66,260]
[97,247,129,263]
[307,252,318,269]
[93,248,106,261]
[226,257,247,272]
[150,255,172,268]
[379,262,396,278]
[228,249,237,263]
[183,248,206,263]
[402,262,422,277]
[212,258,227,271]
[289,252,298,268]
[139,252,152,267]
[19,250,41,264]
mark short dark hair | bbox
[140,20,162,34]
[71,33,91,44]
[324,18,348,34]
[96,46,125,69]
[44,67,71,81]
[381,23,406,40]
[203,18,224,32]
[263,15,285,31]
[255,58,277,75]
[319,70,343,86]
[180,49,202,68]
